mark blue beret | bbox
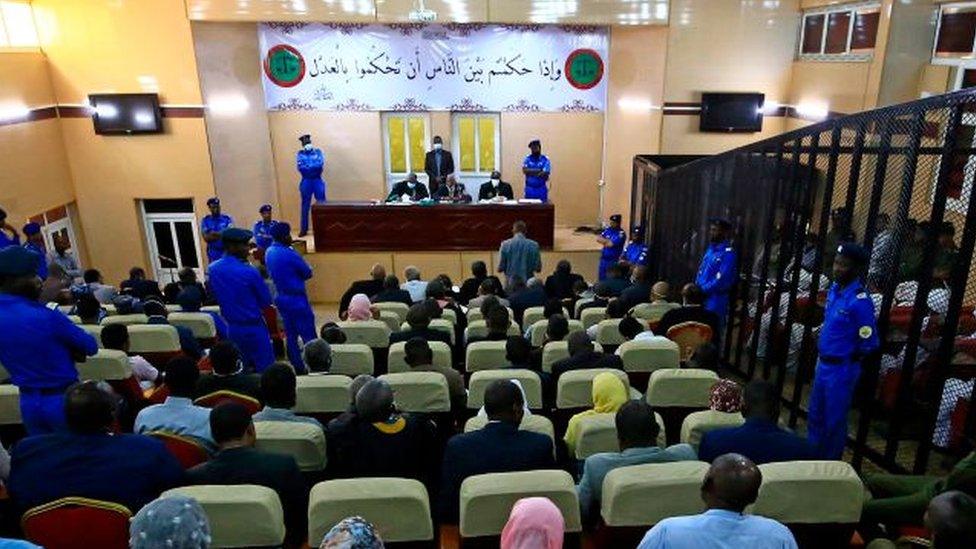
[837,242,867,264]
[206,197,220,207]
[270,222,291,240]
[299,134,311,145]
[259,204,272,213]
[221,227,252,243]
[22,222,41,236]
[0,246,40,276]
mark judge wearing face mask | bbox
[478,170,514,202]
[435,174,471,203]
[386,172,430,203]
[424,135,454,196]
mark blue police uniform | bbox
[253,220,278,251]
[696,240,737,328]
[200,214,233,263]
[0,231,19,250]
[523,154,551,202]
[23,242,47,280]
[598,226,626,281]
[808,277,879,459]
[207,250,275,372]
[622,241,649,266]
[265,240,316,371]
[297,148,326,235]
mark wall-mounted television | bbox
[699,92,765,133]
[89,93,163,135]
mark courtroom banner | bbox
[258,23,608,112]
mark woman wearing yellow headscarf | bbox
[563,372,629,457]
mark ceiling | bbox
[184,0,670,25]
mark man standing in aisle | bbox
[201,197,233,264]
[424,135,454,197]
[253,204,279,253]
[808,243,879,459]
[522,139,551,202]
[596,214,626,281]
[498,220,541,291]
[0,247,98,434]
[208,228,275,372]
[695,218,737,334]
[265,223,316,372]
[297,134,326,237]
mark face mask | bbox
[303,144,312,151]
[433,143,442,150]
[491,178,500,187]
[408,182,416,188]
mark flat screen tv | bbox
[699,92,765,133]
[89,93,163,135]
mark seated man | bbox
[400,266,428,303]
[699,380,816,465]
[598,263,631,298]
[176,284,228,340]
[302,339,332,374]
[143,299,202,359]
[186,403,308,548]
[434,174,471,202]
[619,265,653,310]
[100,323,159,390]
[371,274,412,306]
[163,267,208,304]
[509,277,548,325]
[135,357,215,450]
[506,335,537,370]
[404,338,465,413]
[74,269,118,304]
[687,342,721,371]
[617,316,668,344]
[9,382,184,513]
[253,362,323,427]
[120,267,162,301]
[338,264,386,319]
[657,283,721,341]
[466,305,513,346]
[551,331,624,383]
[586,298,628,339]
[477,170,514,202]
[469,279,510,309]
[389,303,453,349]
[319,323,347,344]
[438,380,555,522]
[545,260,586,302]
[578,283,614,317]
[386,172,429,202]
[195,341,262,401]
[637,453,797,549]
[458,260,505,305]
[578,400,697,522]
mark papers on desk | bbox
[518,199,543,204]
[476,199,526,205]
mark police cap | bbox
[837,242,868,264]
[0,246,39,276]
[259,204,272,213]
[221,227,252,244]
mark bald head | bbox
[701,453,762,512]
[370,264,386,281]
[927,491,976,548]
[355,379,395,423]
[651,281,670,301]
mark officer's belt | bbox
[818,355,849,365]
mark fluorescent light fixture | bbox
[95,103,119,119]
[760,100,780,115]
[0,103,30,123]
[796,100,829,120]
[617,96,655,112]
[207,93,250,116]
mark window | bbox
[934,3,976,61]
[799,3,879,60]
[140,199,203,284]
[382,112,430,187]
[452,113,500,176]
[0,1,39,48]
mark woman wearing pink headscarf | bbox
[346,293,375,321]
[500,497,564,549]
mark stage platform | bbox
[299,226,602,304]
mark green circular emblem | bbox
[264,44,306,88]
[565,49,604,90]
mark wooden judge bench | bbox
[311,201,555,251]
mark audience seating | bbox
[329,343,375,376]
[0,384,20,425]
[379,372,450,413]
[378,310,402,333]
[201,305,221,315]
[523,306,570,329]
[388,340,452,373]
[528,319,585,347]
[373,302,409,324]
[615,339,680,373]
[464,414,555,444]
[595,318,636,348]
[556,369,636,410]
[440,308,458,325]
[254,421,327,472]
[574,412,667,460]
[646,368,719,445]
[80,324,103,344]
[465,340,508,372]
[68,315,81,324]
[163,485,286,548]
[750,461,864,548]
[168,312,217,342]
[337,320,391,348]
[127,324,182,366]
[100,314,148,326]
[467,307,514,323]
[75,349,131,381]
[429,318,455,344]
[295,375,352,415]
[459,470,582,540]
[147,431,211,469]
[666,322,714,362]
[195,390,261,415]
[22,496,132,549]
[464,320,520,342]
[467,369,543,409]
[308,478,433,545]
[574,298,594,318]
[630,302,679,324]
[580,307,608,330]
[541,341,604,373]
[679,410,745,449]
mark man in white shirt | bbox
[135,357,215,451]
[638,453,797,549]
[400,265,428,303]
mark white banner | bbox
[258,23,608,112]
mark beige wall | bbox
[877,1,938,107]
[0,52,75,226]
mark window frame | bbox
[0,0,40,50]
[798,2,880,62]
[381,112,431,188]
[451,112,501,178]
[932,2,976,65]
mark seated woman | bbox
[501,497,565,549]
[346,293,378,322]
[563,372,628,457]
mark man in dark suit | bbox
[508,277,547,326]
[551,331,624,383]
[424,136,454,196]
[656,283,721,340]
[371,275,413,307]
[386,173,429,202]
[438,380,555,522]
[187,402,308,548]
[478,170,514,201]
[434,174,471,203]
[458,260,505,305]
[389,303,454,359]
[698,380,817,465]
[618,265,653,310]
[338,264,386,319]
[545,260,585,302]
[196,341,262,401]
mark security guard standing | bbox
[596,214,626,281]
[522,139,551,202]
[264,222,316,372]
[297,134,326,237]
[207,228,275,372]
[808,242,879,459]
[621,225,649,267]
[201,197,233,264]
[695,218,738,330]
[253,204,278,252]
[22,223,47,280]
[0,247,98,434]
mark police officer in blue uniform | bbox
[0,208,20,250]
[597,214,627,281]
[808,242,879,459]
[621,225,649,267]
[253,204,278,252]
[695,218,738,332]
[0,247,98,434]
[200,198,233,264]
[297,134,326,237]
[264,222,316,372]
[22,222,47,280]
[522,139,551,202]
[207,228,275,372]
